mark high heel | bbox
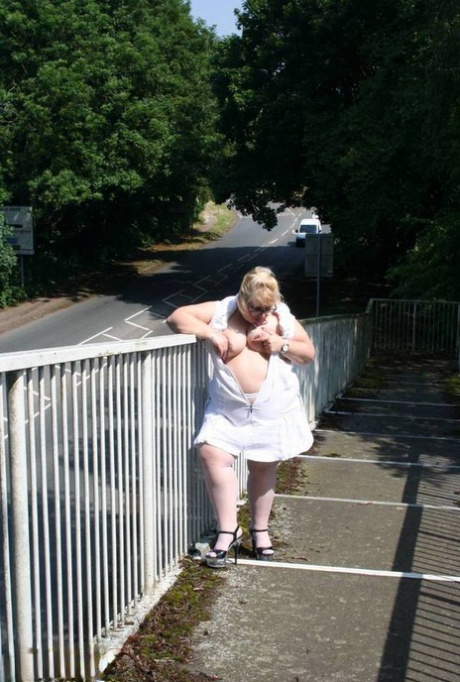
[205,526,242,569]
[250,528,274,561]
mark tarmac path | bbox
[188,353,460,682]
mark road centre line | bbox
[325,409,460,423]
[275,493,460,512]
[315,427,460,443]
[298,454,460,470]
[237,559,460,582]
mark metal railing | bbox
[367,299,460,357]
[0,313,371,681]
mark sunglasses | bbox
[247,303,277,315]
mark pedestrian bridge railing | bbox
[0,311,369,681]
[367,298,460,358]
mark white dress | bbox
[193,296,313,462]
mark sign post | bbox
[304,233,334,316]
[2,206,34,287]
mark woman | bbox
[166,266,315,567]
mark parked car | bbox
[293,218,322,246]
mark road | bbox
[0,207,314,353]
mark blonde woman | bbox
[166,267,315,567]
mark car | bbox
[293,218,322,246]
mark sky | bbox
[189,0,243,36]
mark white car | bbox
[293,218,322,246]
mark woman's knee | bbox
[198,444,235,469]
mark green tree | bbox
[212,0,460,295]
[0,0,220,284]
[0,217,19,307]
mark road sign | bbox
[2,206,35,255]
[304,233,333,278]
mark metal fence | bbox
[367,299,460,356]
[0,313,371,681]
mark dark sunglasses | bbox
[247,303,277,315]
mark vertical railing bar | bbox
[129,354,137,605]
[141,351,155,595]
[0,377,16,681]
[91,359,102,642]
[27,369,42,680]
[81,360,95,678]
[107,357,118,631]
[165,349,173,570]
[179,347,186,553]
[60,363,75,679]
[50,365,65,676]
[8,370,35,682]
[154,353,162,581]
[134,354,142,600]
[39,366,54,678]
[116,356,125,625]
[123,356,132,615]
[71,361,85,677]
[99,358,110,635]
[171,349,180,561]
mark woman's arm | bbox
[166,301,229,359]
[249,318,316,365]
[166,301,217,338]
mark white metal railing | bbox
[0,313,370,681]
[367,299,460,358]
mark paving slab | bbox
[187,354,460,682]
[292,456,460,508]
[312,429,460,466]
[189,565,460,682]
[270,497,460,576]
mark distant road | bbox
[0,207,316,353]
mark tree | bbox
[0,0,221,279]
[211,0,460,295]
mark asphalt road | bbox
[0,207,313,353]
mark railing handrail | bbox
[0,310,371,681]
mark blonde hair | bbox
[237,267,282,315]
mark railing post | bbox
[141,353,155,595]
[7,371,34,682]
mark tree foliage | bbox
[0,0,220,292]
[212,0,460,297]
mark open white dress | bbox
[193,296,313,462]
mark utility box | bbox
[304,233,334,278]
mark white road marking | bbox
[325,409,460,422]
[236,559,460,582]
[337,396,457,408]
[297,454,460,470]
[275,493,460,512]
[315,428,460,443]
[79,327,113,345]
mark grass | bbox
[102,558,226,682]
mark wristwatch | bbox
[280,342,290,354]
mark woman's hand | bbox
[248,327,283,354]
[208,330,229,361]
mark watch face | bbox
[281,343,289,353]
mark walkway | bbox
[188,353,460,682]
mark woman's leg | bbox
[199,443,239,551]
[247,460,278,551]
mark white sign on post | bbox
[2,206,35,255]
[304,233,334,278]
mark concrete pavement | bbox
[188,354,460,682]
